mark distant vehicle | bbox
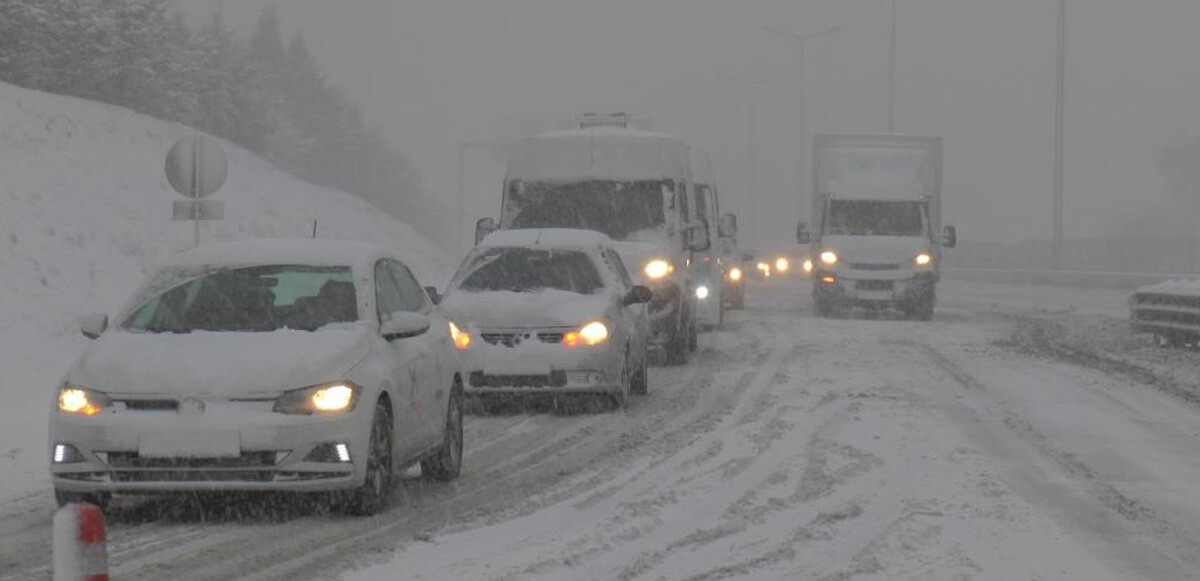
[797,134,957,319]
[688,147,740,327]
[49,239,463,515]
[475,114,710,364]
[723,248,751,310]
[442,229,653,409]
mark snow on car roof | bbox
[161,238,399,269]
[479,228,613,251]
[506,127,690,182]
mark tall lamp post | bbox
[763,24,841,231]
[719,72,777,249]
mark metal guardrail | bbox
[943,267,1200,290]
[1130,282,1200,346]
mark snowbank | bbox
[0,81,450,502]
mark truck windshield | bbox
[502,180,668,241]
[824,200,925,237]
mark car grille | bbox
[479,332,564,347]
[470,371,568,388]
[849,262,901,271]
[117,399,179,411]
[105,451,279,469]
[855,280,894,291]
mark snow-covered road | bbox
[4,279,1200,580]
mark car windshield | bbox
[120,265,357,333]
[452,247,603,294]
[501,180,667,241]
[824,200,926,237]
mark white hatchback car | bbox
[441,229,653,408]
[49,239,463,515]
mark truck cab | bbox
[797,134,957,320]
[476,115,709,363]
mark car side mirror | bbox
[623,285,654,306]
[718,213,738,239]
[687,222,711,252]
[474,217,497,245]
[424,286,442,306]
[79,313,108,339]
[941,225,957,248]
[796,221,811,245]
[381,312,431,341]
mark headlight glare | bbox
[643,259,673,279]
[729,267,743,281]
[915,252,933,266]
[274,382,362,415]
[695,285,710,300]
[449,321,472,350]
[819,250,839,266]
[565,321,609,347]
[57,385,110,416]
[802,258,815,274]
[775,257,790,273]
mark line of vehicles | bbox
[47,113,956,516]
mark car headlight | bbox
[728,267,743,282]
[449,321,472,350]
[57,384,111,416]
[775,257,790,273]
[273,381,362,415]
[643,259,673,280]
[819,250,839,266]
[695,285,710,300]
[802,258,814,274]
[563,321,609,347]
[914,252,933,266]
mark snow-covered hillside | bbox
[0,81,450,501]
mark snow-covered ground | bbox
[7,274,1200,580]
[0,81,450,507]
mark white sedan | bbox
[441,229,653,409]
[49,239,463,515]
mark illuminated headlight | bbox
[728,267,743,282]
[643,259,673,280]
[274,382,361,415]
[802,258,814,274]
[819,250,839,266]
[57,384,111,416]
[449,321,472,350]
[914,252,933,266]
[564,321,609,347]
[775,257,790,273]
[695,285,710,300]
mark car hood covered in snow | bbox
[67,326,375,397]
[442,289,611,330]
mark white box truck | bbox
[797,133,957,319]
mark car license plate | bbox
[138,430,241,458]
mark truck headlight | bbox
[274,382,361,415]
[819,250,839,266]
[564,321,609,347]
[57,384,111,416]
[914,252,933,266]
[643,259,673,280]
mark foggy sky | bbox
[174,0,1200,249]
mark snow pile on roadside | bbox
[1134,278,1200,297]
[0,80,450,502]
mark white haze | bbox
[174,0,1200,248]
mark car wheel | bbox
[422,381,464,481]
[54,489,111,510]
[343,400,393,516]
[609,352,632,410]
[630,350,648,396]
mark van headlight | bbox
[914,252,933,266]
[57,384,111,416]
[274,382,362,415]
[819,250,839,266]
[643,259,673,280]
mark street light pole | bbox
[1053,0,1066,265]
[763,25,841,236]
[719,72,777,249]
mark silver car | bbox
[49,239,463,515]
[441,229,652,409]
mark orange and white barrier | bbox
[53,502,109,581]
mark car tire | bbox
[342,400,394,516]
[422,381,464,482]
[54,489,111,510]
[630,351,648,396]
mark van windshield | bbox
[824,200,926,237]
[502,180,668,241]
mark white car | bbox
[441,229,653,408]
[49,239,463,515]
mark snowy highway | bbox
[6,279,1200,580]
